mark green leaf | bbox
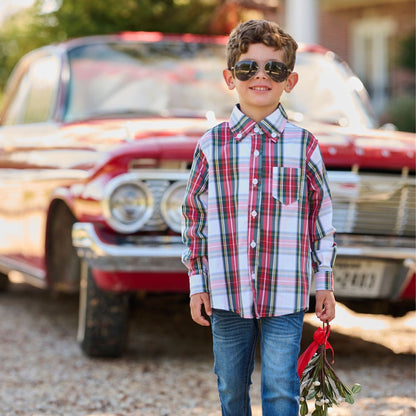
[300,400,308,416]
[352,383,362,394]
[312,407,323,416]
[345,393,355,404]
[307,389,318,400]
[324,381,335,402]
[301,377,314,390]
[336,381,349,398]
[327,375,339,395]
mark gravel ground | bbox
[0,282,415,416]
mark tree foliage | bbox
[397,32,415,71]
[42,0,219,38]
[0,0,220,92]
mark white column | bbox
[285,0,319,44]
[372,34,389,113]
[351,18,396,114]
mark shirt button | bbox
[252,178,258,185]
[271,132,278,138]
[253,149,260,157]
[236,133,243,139]
[254,127,260,134]
[250,241,257,248]
[251,273,256,279]
[251,210,257,217]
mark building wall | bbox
[319,0,415,117]
[320,1,415,63]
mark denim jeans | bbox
[211,308,305,416]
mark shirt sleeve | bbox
[181,141,209,295]
[306,136,337,292]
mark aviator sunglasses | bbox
[230,60,292,83]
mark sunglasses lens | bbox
[232,60,291,82]
[233,60,258,81]
[265,61,290,82]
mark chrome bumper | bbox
[72,222,186,272]
[335,234,416,261]
[72,224,415,274]
[334,234,415,299]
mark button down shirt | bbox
[182,104,336,318]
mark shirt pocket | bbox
[272,166,301,205]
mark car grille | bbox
[141,179,170,231]
[328,172,415,237]
[141,171,415,237]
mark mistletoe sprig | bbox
[298,324,361,416]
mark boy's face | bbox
[223,43,298,122]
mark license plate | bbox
[334,259,386,298]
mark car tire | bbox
[0,272,9,292]
[77,261,129,357]
[47,202,81,293]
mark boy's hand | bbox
[315,290,336,323]
[190,292,212,326]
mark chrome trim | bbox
[72,222,186,272]
[0,258,47,288]
[316,234,415,300]
[336,234,416,260]
[77,260,88,343]
[160,180,188,234]
[102,171,191,233]
[142,179,170,230]
[102,173,154,234]
[337,246,416,260]
[328,171,415,237]
[127,169,190,180]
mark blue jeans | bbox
[211,309,304,416]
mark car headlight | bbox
[160,181,187,233]
[102,174,154,233]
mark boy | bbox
[182,19,336,416]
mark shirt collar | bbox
[229,103,288,143]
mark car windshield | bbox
[65,40,236,122]
[281,51,378,129]
[66,40,377,129]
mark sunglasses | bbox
[230,60,292,83]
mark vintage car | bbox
[0,32,414,357]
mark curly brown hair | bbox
[226,20,298,71]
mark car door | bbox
[0,52,62,282]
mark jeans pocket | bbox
[272,166,301,205]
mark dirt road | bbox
[0,282,414,415]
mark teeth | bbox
[252,87,269,91]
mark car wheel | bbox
[0,272,9,292]
[47,202,81,293]
[77,261,129,357]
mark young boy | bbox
[182,19,336,416]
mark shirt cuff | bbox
[314,270,334,292]
[189,274,207,296]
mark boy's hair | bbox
[226,19,298,71]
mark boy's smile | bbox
[223,43,298,122]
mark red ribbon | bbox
[297,323,334,378]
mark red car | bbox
[0,32,414,357]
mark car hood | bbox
[63,116,209,148]
[54,117,212,172]
[302,120,415,172]
[59,116,415,173]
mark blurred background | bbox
[0,0,415,132]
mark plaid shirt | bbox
[182,104,336,318]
